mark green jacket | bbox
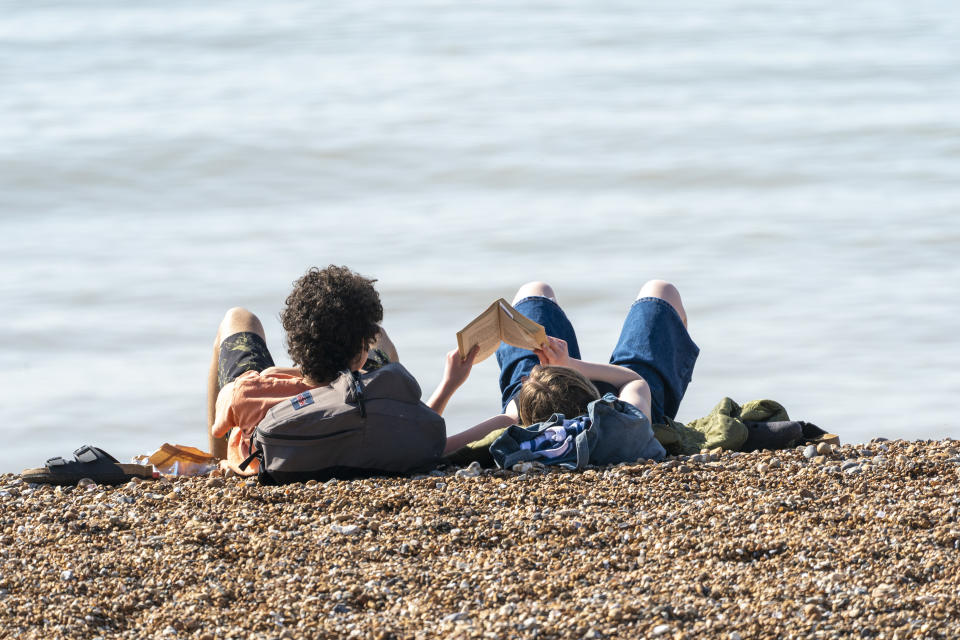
[652,397,789,455]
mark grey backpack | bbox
[241,363,446,484]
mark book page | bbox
[456,300,503,362]
[498,300,548,351]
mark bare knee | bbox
[512,281,557,305]
[637,280,688,327]
[215,307,265,345]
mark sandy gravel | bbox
[2,438,959,640]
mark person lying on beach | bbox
[439,280,699,454]
[206,265,437,470]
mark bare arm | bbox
[535,336,641,390]
[618,379,653,420]
[443,413,515,454]
[426,346,520,453]
[426,346,479,415]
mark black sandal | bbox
[21,445,156,486]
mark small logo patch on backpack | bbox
[291,391,314,410]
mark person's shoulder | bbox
[234,368,309,395]
[259,366,304,379]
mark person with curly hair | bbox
[205,265,404,465]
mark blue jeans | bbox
[496,296,699,425]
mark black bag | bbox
[241,363,445,484]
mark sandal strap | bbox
[73,445,119,464]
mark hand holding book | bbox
[533,336,574,369]
[456,298,548,362]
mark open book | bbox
[457,298,548,362]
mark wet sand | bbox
[2,439,959,639]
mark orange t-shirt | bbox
[213,370,314,474]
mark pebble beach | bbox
[2,439,959,640]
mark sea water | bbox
[1,0,958,472]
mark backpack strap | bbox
[238,433,263,472]
[349,370,367,418]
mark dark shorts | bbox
[217,332,275,390]
[496,296,699,425]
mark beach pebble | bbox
[872,584,897,599]
[769,457,781,468]
[206,477,224,488]
[330,524,360,536]
[77,478,96,488]
[803,445,817,459]
[3,439,960,640]
[816,442,833,456]
[443,612,469,622]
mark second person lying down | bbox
[429,279,700,454]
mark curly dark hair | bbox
[281,265,383,384]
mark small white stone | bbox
[652,624,671,636]
[330,524,360,536]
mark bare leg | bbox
[637,280,688,328]
[511,281,557,305]
[206,307,266,458]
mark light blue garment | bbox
[490,393,666,469]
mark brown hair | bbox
[281,265,383,384]
[514,365,601,426]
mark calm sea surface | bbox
[1,0,958,472]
